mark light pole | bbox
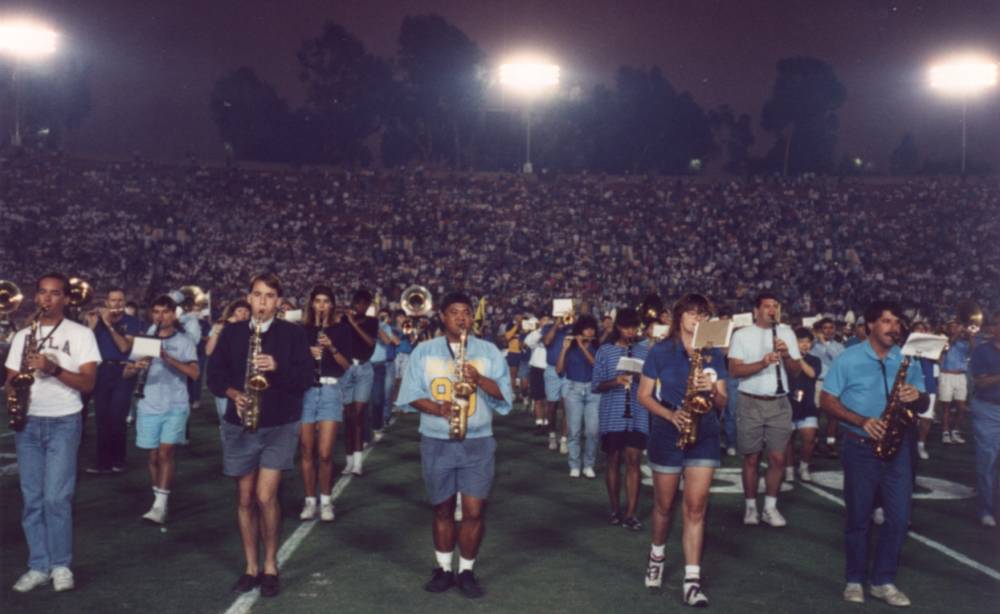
[499,60,560,174]
[0,19,59,146]
[928,56,997,174]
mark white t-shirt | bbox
[728,323,802,396]
[524,329,548,369]
[5,319,102,417]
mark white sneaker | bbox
[12,570,49,592]
[761,507,787,527]
[341,459,354,475]
[548,434,558,451]
[981,514,997,527]
[843,582,865,603]
[373,430,385,442]
[644,556,665,588]
[582,467,597,479]
[50,567,74,592]
[569,468,581,478]
[300,499,317,520]
[942,431,952,445]
[785,467,795,482]
[352,461,363,476]
[142,506,167,525]
[683,580,709,607]
[726,447,736,457]
[951,431,965,444]
[917,443,929,460]
[870,583,911,607]
[743,506,760,526]
[872,507,885,526]
[799,464,813,482]
[320,502,335,522]
[559,437,568,455]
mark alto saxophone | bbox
[676,347,714,450]
[6,310,43,432]
[449,329,475,441]
[242,322,270,432]
[871,357,916,461]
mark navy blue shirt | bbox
[971,342,1000,404]
[561,339,600,383]
[542,323,570,367]
[642,339,728,408]
[790,354,822,421]
[95,314,143,361]
[304,322,352,377]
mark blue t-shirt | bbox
[918,357,938,396]
[642,339,728,408]
[371,321,394,363]
[822,341,926,437]
[95,315,143,361]
[397,335,513,439]
[592,341,650,435]
[542,324,570,367]
[137,330,198,414]
[970,342,1000,404]
[562,340,599,383]
[941,339,971,372]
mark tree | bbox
[761,57,846,175]
[209,67,290,161]
[709,105,754,174]
[889,132,919,175]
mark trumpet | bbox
[561,311,576,326]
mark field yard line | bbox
[223,444,376,614]
[800,482,1000,582]
[1,432,14,439]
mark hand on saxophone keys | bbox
[669,409,692,431]
[898,384,919,404]
[436,400,458,418]
[692,372,714,393]
[862,417,888,441]
[233,393,252,417]
[25,352,52,374]
[461,363,481,386]
[253,354,277,372]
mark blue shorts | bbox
[506,352,521,368]
[136,405,190,449]
[543,365,565,403]
[420,436,497,505]
[302,382,344,423]
[793,416,819,430]
[647,413,721,474]
[341,362,374,404]
[221,421,300,477]
[517,358,531,381]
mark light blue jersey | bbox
[397,335,513,439]
[137,328,198,414]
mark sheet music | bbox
[693,319,734,349]
[130,336,162,360]
[901,333,949,361]
[616,356,645,374]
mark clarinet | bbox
[134,323,161,399]
[772,320,786,395]
[622,344,635,419]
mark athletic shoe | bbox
[981,514,997,527]
[456,570,485,599]
[85,467,111,475]
[582,467,597,479]
[799,465,813,482]
[743,507,760,526]
[559,437,568,455]
[12,570,49,593]
[917,443,930,460]
[622,516,643,531]
[341,458,354,475]
[320,503,335,522]
[872,507,885,526]
[111,466,126,474]
[942,431,952,445]
[870,583,911,607]
[683,580,709,607]
[50,567,74,592]
[300,500,317,520]
[608,511,622,525]
[843,582,865,603]
[726,447,736,457]
[548,434,558,451]
[231,573,260,593]
[373,430,385,442]
[951,431,965,444]
[644,555,665,588]
[424,568,454,593]
[142,506,167,525]
[785,467,794,482]
[259,573,280,598]
[761,508,787,527]
[569,468,581,478]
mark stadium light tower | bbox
[499,59,560,173]
[928,56,998,174]
[0,18,59,146]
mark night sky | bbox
[7,0,999,168]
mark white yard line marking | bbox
[800,482,1000,581]
[223,444,376,614]
[1,431,15,439]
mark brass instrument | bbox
[401,285,433,318]
[6,306,41,433]
[133,323,161,399]
[561,310,576,326]
[638,294,663,326]
[67,277,94,309]
[242,322,269,432]
[449,329,475,440]
[676,347,714,450]
[179,285,209,310]
[871,356,916,461]
[0,280,24,331]
[957,301,984,335]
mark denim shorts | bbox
[543,365,565,402]
[793,416,819,430]
[301,383,344,423]
[136,405,190,449]
[341,362,374,404]
[221,421,300,477]
[420,436,497,505]
[647,413,721,474]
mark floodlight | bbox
[0,19,59,60]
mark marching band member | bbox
[299,285,351,522]
[206,299,251,423]
[339,289,379,476]
[786,327,822,482]
[206,273,313,598]
[124,295,199,524]
[820,301,926,606]
[542,312,571,454]
[557,315,601,479]
[970,310,1000,528]
[637,294,727,606]
[7,274,101,593]
[397,292,512,599]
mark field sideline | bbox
[2,394,999,613]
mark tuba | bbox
[449,329,475,440]
[401,285,433,318]
[676,348,714,450]
[957,301,984,335]
[242,322,270,432]
[871,356,916,461]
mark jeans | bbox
[841,433,912,585]
[370,362,387,432]
[15,414,82,572]
[93,363,135,469]
[563,380,600,470]
[724,377,738,448]
[383,361,395,423]
[971,398,1000,518]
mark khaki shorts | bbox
[939,372,968,403]
[736,393,793,455]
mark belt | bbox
[842,430,870,443]
[102,360,130,366]
[941,370,965,375]
[740,392,785,401]
[318,377,339,385]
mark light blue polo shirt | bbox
[822,341,925,437]
[137,329,198,414]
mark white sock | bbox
[458,557,475,573]
[684,564,701,580]
[304,496,317,506]
[650,543,666,559]
[826,436,836,445]
[799,461,809,471]
[319,495,330,506]
[745,498,757,511]
[153,487,170,510]
[917,441,926,449]
[549,431,557,439]
[535,419,543,426]
[764,496,778,511]
[344,455,354,467]
[435,550,453,571]
[353,451,363,466]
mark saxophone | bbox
[449,329,475,441]
[6,310,43,432]
[242,322,270,432]
[871,357,916,461]
[676,347,714,450]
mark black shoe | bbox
[456,570,485,599]
[424,567,454,593]
[259,573,280,598]
[622,516,643,531]
[231,573,260,593]
[608,511,623,526]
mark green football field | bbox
[2,392,999,614]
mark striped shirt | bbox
[592,341,650,435]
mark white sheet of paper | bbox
[902,333,949,361]
[130,336,162,359]
[732,312,754,328]
[284,309,303,323]
[616,356,645,374]
[651,324,670,339]
[802,315,821,329]
[552,298,573,317]
[693,319,734,349]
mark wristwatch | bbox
[50,365,63,378]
